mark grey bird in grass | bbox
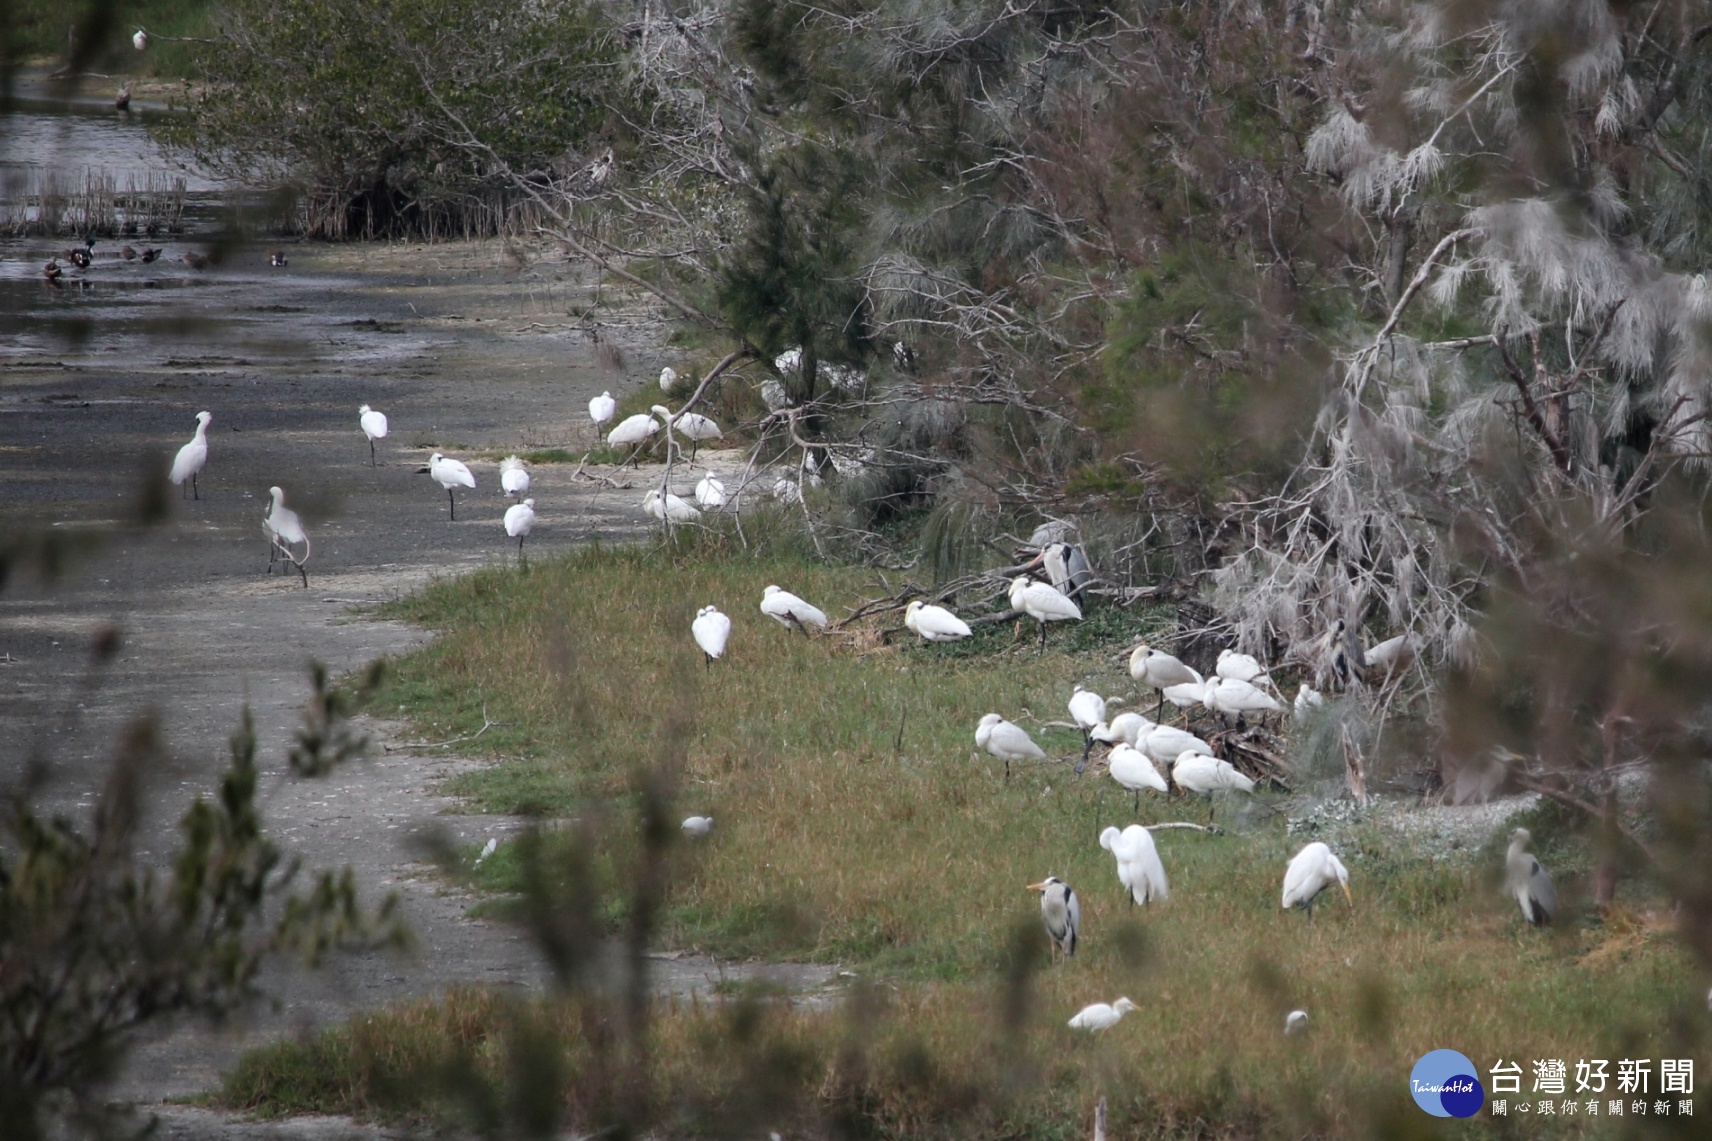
[1028,876,1081,962]
[1505,828,1556,926]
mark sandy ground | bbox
[0,240,832,1137]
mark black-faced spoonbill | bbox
[262,485,310,588]
[170,411,212,499]
[760,584,827,632]
[904,600,971,643]
[358,404,388,465]
[503,498,535,554]
[423,453,476,519]
[691,606,732,665]
[1008,575,1081,652]
[500,455,531,498]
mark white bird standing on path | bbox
[1107,743,1168,809]
[904,600,972,643]
[358,404,388,466]
[1068,997,1137,1032]
[692,605,732,665]
[681,815,713,838]
[670,411,723,461]
[1171,751,1255,822]
[503,498,535,553]
[642,488,701,524]
[1068,686,1108,769]
[499,455,531,498]
[1091,712,1150,747]
[1028,876,1081,961]
[1009,575,1082,652]
[1285,1011,1310,1036]
[1505,828,1556,927]
[1129,644,1200,717]
[169,410,212,499]
[1099,824,1169,905]
[425,453,476,519]
[659,366,678,392]
[760,584,827,632]
[1282,841,1351,921]
[976,713,1045,778]
[695,471,726,509]
[608,412,660,464]
[588,391,616,427]
[262,485,310,588]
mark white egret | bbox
[1138,724,1214,768]
[670,412,723,461]
[262,485,311,587]
[1099,824,1169,905]
[1068,686,1108,768]
[1091,711,1151,747]
[424,452,476,519]
[1282,841,1351,921]
[1171,750,1254,821]
[692,605,732,666]
[1363,633,1416,685]
[588,390,616,427]
[1129,644,1200,717]
[1107,743,1168,809]
[132,28,147,50]
[1205,676,1284,723]
[760,584,827,632]
[904,599,972,643]
[358,404,388,465]
[499,455,531,498]
[503,498,535,553]
[1505,828,1556,927]
[1285,1010,1310,1036]
[682,815,713,838]
[608,412,660,464]
[642,488,701,524]
[659,366,678,392]
[169,410,212,499]
[1009,575,1082,652]
[975,713,1046,778]
[474,837,498,865]
[1027,876,1081,961]
[1216,649,1273,689]
[1295,685,1325,717]
[1067,997,1136,1032]
[695,471,727,509]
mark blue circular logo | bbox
[1411,1050,1484,1117]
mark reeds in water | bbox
[0,168,188,237]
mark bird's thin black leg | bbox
[448,487,456,520]
[370,439,377,466]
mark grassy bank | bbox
[8,0,213,76]
[222,542,1705,1136]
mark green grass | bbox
[8,0,214,75]
[229,544,1709,1137]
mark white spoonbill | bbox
[1505,828,1556,927]
[262,485,310,587]
[695,471,727,509]
[692,605,732,665]
[1282,841,1351,921]
[1295,685,1325,717]
[1009,575,1082,652]
[358,404,388,466]
[904,600,971,643]
[670,411,723,460]
[1068,685,1107,768]
[642,488,701,524]
[1205,677,1284,722]
[1107,743,1168,809]
[1285,1011,1310,1036]
[1091,712,1151,748]
[1099,824,1168,905]
[169,410,212,499]
[503,498,535,553]
[1363,633,1416,686]
[1027,876,1081,962]
[588,390,616,427]
[1138,724,1214,768]
[1216,649,1273,689]
[681,815,713,838]
[1129,644,1200,716]
[499,455,531,498]
[760,584,827,632]
[608,412,660,463]
[975,713,1045,778]
[1161,676,1210,718]
[1068,997,1136,1032]
[1171,750,1255,821]
[424,452,476,519]
[659,366,678,392]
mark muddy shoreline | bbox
[0,239,830,1138]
